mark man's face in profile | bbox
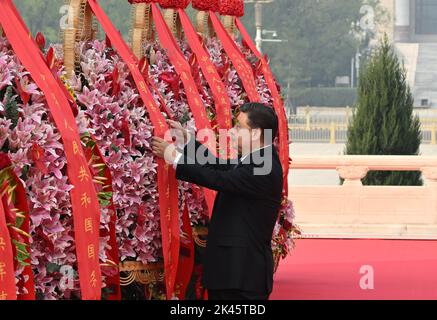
[231,112,261,155]
[229,111,272,175]
[230,112,255,156]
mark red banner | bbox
[84,135,121,300]
[87,0,180,299]
[209,12,261,103]
[179,9,232,131]
[0,198,17,300]
[0,0,102,299]
[151,3,217,216]
[174,203,194,299]
[236,18,290,194]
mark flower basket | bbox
[130,2,154,59]
[62,0,97,77]
[119,261,164,286]
[163,8,183,39]
[195,11,215,39]
[119,261,166,300]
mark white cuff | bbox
[173,151,183,169]
[184,132,193,147]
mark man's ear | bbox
[251,128,262,142]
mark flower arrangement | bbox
[1,35,85,299]
[2,35,121,299]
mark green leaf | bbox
[15,217,25,229]
[46,263,60,273]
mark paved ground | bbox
[289,143,437,186]
[270,239,437,300]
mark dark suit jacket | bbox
[176,138,283,294]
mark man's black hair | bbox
[239,102,279,141]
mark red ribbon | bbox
[138,57,175,120]
[174,203,194,299]
[87,0,180,299]
[0,200,16,301]
[151,3,217,217]
[179,9,233,131]
[85,135,121,300]
[236,18,290,194]
[0,0,102,299]
[209,12,261,103]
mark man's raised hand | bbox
[167,119,191,146]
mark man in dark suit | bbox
[152,103,283,300]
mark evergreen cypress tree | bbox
[345,36,422,186]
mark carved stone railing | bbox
[289,155,437,239]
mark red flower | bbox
[138,56,149,79]
[219,0,244,17]
[158,0,190,9]
[282,219,292,231]
[0,153,12,171]
[128,0,155,3]
[14,78,30,105]
[36,228,55,252]
[105,34,112,49]
[159,71,181,100]
[35,32,46,51]
[29,143,49,175]
[46,47,55,70]
[111,66,121,97]
[121,118,132,147]
[192,0,219,12]
[136,205,147,225]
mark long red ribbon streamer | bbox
[209,12,261,103]
[179,9,233,131]
[86,135,121,300]
[87,0,180,299]
[236,18,290,194]
[151,3,217,217]
[174,202,194,299]
[0,0,102,300]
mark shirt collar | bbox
[240,144,273,162]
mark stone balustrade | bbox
[289,155,437,239]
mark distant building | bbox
[379,0,437,108]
